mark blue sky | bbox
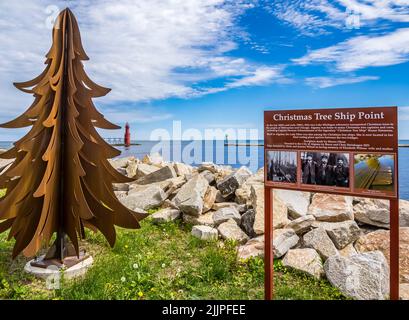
[0,0,409,140]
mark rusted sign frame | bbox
[264,107,399,300]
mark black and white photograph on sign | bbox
[301,152,350,188]
[266,151,297,183]
[354,154,395,192]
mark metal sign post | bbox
[264,106,399,300]
[390,198,400,300]
[264,187,273,300]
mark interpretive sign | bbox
[263,106,399,300]
[265,107,398,198]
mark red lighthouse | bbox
[124,122,131,147]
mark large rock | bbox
[285,215,315,235]
[114,191,128,200]
[116,167,127,176]
[251,184,265,235]
[151,208,181,224]
[400,283,409,300]
[339,243,358,258]
[173,162,193,176]
[272,193,290,230]
[241,209,255,237]
[161,199,179,210]
[215,166,235,184]
[235,171,264,205]
[134,163,160,179]
[400,200,409,227]
[273,229,299,258]
[126,160,138,178]
[128,180,172,197]
[274,189,310,219]
[237,235,264,260]
[212,202,246,213]
[113,183,130,192]
[200,170,215,184]
[282,248,325,279]
[167,176,187,190]
[183,211,215,227]
[215,190,227,203]
[235,187,252,205]
[142,152,164,167]
[303,227,338,261]
[355,228,409,284]
[352,198,409,228]
[217,219,249,244]
[174,174,209,216]
[216,166,252,198]
[213,207,241,225]
[198,162,221,174]
[137,165,177,185]
[353,198,390,228]
[314,220,361,249]
[120,185,166,210]
[324,251,390,300]
[308,194,353,222]
[251,185,289,235]
[203,186,217,213]
[0,158,14,175]
[191,225,218,241]
[109,156,135,169]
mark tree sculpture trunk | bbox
[0,8,147,263]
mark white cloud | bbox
[194,66,290,96]
[338,0,409,23]
[227,66,290,88]
[305,75,379,88]
[293,28,409,71]
[267,0,409,35]
[0,0,286,123]
[265,0,345,35]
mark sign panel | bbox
[264,106,398,199]
[263,106,400,301]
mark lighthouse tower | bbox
[124,122,131,147]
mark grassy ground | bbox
[0,188,346,300]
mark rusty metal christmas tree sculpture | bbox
[0,8,147,267]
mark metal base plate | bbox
[30,250,88,269]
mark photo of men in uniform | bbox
[266,151,297,183]
[302,154,318,184]
[317,155,333,186]
[301,152,349,188]
[333,158,349,187]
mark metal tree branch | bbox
[0,8,147,260]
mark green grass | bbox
[0,206,346,300]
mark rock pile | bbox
[111,153,409,300]
[0,149,13,175]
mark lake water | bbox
[2,140,409,200]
